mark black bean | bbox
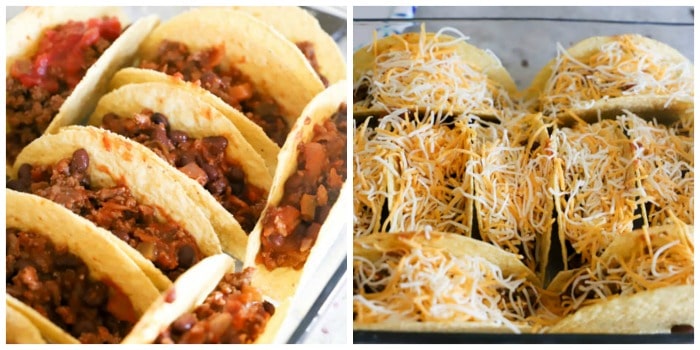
[201,163,220,181]
[263,300,275,315]
[169,130,189,145]
[177,245,195,268]
[70,149,89,175]
[227,166,244,183]
[202,136,228,155]
[171,313,197,334]
[207,178,227,195]
[150,112,170,130]
[150,126,172,150]
[83,282,108,307]
[176,153,196,168]
[671,324,694,333]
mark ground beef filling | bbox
[295,41,329,87]
[6,149,202,280]
[101,111,267,232]
[6,228,136,343]
[139,40,289,146]
[156,268,274,344]
[6,17,122,164]
[257,104,347,270]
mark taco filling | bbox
[6,228,137,343]
[155,268,274,344]
[7,149,203,280]
[295,41,328,87]
[100,110,268,232]
[257,104,347,270]
[139,40,289,146]
[6,17,123,163]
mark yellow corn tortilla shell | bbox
[88,82,272,260]
[6,7,159,165]
[245,81,348,302]
[10,126,222,290]
[353,32,517,118]
[548,285,693,333]
[230,6,346,84]
[123,254,287,344]
[109,67,280,175]
[6,302,46,344]
[6,189,162,343]
[526,34,694,126]
[138,7,324,130]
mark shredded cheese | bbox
[353,109,476,236]
[354,24,516,118]
[353,233,555,332]
[539,34,694,117]
[551,119,641,268]
[467,113,556,272]
[620,111,694,226]
[553,220,693,317]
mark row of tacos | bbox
[352,27,693,333]
[6,6,348,344]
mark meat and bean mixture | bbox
[6,17,122,163]
[139,40,289,146]
[6,149,202,280]
[6,228,137,343]
[295,41,329,87]
[156,268,274,344]
[101,111,267,232]
[257,104,347,270]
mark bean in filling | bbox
[155,268,274,344]
[6,228,137,343]
[6,149,203,280]
[257,104,347,269]
[6,17,122,163]
[139,40,289,146]
[101,110,267,233]
[295,41,329,87]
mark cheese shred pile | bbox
[353,233,552,332]
[353,109,475,236]
[540,34,694,116]
[354,25,516,117]
[554,220,693,317]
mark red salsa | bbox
[257,104,347,270]
[6,17,122,163]
[6,228,137,343]
[139,40,290,146]
[101,110,268,232]
[6,149,203,280]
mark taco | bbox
[353,232,557,333]
[7,126,222,291]
[551,118,640,270]
[468,113,555,277]
[619,111,694,227]
[6,6,158,165]
[353,25,518,119]
[87,81,272,260]
[526,34,694,126]
[353,109,476,237]
[122,254,278,344]
[244,81,348,301]
[6,302,46,344]
[545,221,693,333]
[134,7,324,148]
[6,189,161,343]
[230,6,346,86]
